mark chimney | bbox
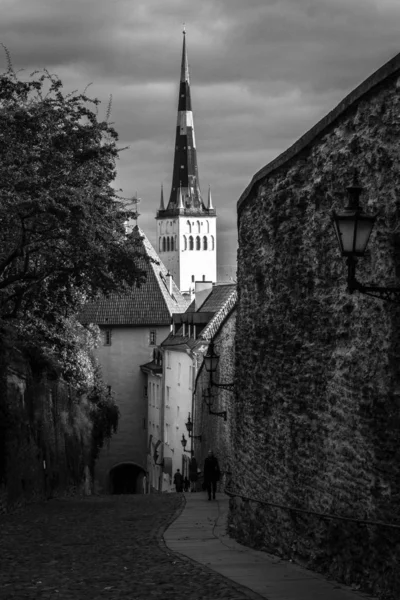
[194,281,213,311]
[166,271,173,295]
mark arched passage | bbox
[109,462,146,494]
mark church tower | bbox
[156,30,217,294]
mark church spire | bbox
[166,29,205,213]
[159,183,165,210]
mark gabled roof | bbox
[161,282,237,348]
[80,227,188,326]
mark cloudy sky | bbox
[1,0,399,280]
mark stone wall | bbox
[1,352,92,513]
[233,54,400,599]
[193,309,236,489]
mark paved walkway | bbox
[164,492,377,600]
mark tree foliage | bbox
[0,58,146,462]
[0,65,146,324]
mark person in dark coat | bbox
[203,450,220,500]
[173,469,183,493]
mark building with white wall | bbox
[80,226,187,493]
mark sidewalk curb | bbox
[159,494,267,600]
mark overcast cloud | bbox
[1,0,399,279]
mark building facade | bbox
[156,31,217,294]
[80,227,187,493]
[233,53,400,599]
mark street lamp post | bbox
[181,434,193,455]
[203,388,227,421]
[203,341,235,391]
[331,173,400,304]
[185,413,202,441]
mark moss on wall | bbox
[234,68,400,599]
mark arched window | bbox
[175,235,177,250]
[187,220,192,234]
[162,237,166,252]
[159,222,164,234]
[203,236,208,250]
[196,236,200,250]
[211,235,215,250]
[206,220,209,233]
[159,237,162,252]
[189,236,194,250]
[170,237,174,251]
[183,236,187,250]
[167,237,170,252]
[196,220,201,233]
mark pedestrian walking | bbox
[203,450,220,500]
[173,469,183,493]
[183,476,190,492]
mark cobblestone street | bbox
[0,494,256,600]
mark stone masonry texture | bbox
[0,494,256,600]
[1,352,91,514]
[194,310,236,487]
[233,57,400,599]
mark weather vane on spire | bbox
[131,191,141,226]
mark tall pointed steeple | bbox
[167,29,205,212]
[159,183,165,211]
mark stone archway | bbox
[109,463,146,494]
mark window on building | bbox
[167,237,170,252]
[166,386,170,407]
[183,235,187,250]
[159,237,162,252]
[162,237,166,252]
[104,329,112,346]
[150,330,157,346]
[196,220,200,233]
[167,352,171,368]
[156,384,159,408]
[203,236,208,250]
[189,236,194,250]
[165,423,170,444]
[211,235,215,250]
[196,236,200,250]
[170,237,174,251]
[186,220,191,233]
[144,386,148,398]
[206,220,209,233]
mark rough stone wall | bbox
[233,68,400,599]
[1,353,92,514]
[193,310,236,489]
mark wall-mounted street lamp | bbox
[203,388,227,421]
[203,341,235,391]
[185,413,202,442]
[181,434,194,455]
[332,173,400,304]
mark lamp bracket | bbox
[347,257,400,305]
[208,408,227,421]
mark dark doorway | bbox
[109,463,145,494]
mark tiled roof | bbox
[197,283,236,312]
[163,283,237,348]
[80,227,188,326]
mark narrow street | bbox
[0,494,254,600]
